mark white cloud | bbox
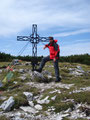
[0,0,90,36]
[53,29,90,37]
[61,42,90,56]
[0,0,90,56]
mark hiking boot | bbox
[55,77,61,82]
[35,68,42,73]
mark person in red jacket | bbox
[36,36,61,82]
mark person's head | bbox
[49,36,54,43]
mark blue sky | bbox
[0,0,90,56]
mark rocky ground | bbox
[0,61,90,120]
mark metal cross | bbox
[17,24,49,70]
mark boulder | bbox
[37,96,50,104]
[0,70,2,73]
[19,69,25,73]
[28,70,33,76]
[0,80,3,87]
[13,81,18,84]
[1,96,15,111]
[51,96,56,101]
[13,116,24,120]
[23,92,33,101]
[20,106,38,114]
[19,76,26,80]
[69,104,86,119]
[35,104,42,110]
[49,89,61,94]
[28,101,34,107]
[42,70,52,79]
[42,70,51,76]
[0,96,7,100]
[76,66,85,73]
[70,71,83,76]
[32,71,46,82]
[69,66,85,76]
[77,66,83,70]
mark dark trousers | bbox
[39,56,60,80]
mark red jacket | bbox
[45,40,60,59]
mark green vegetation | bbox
[0,61,90,119]
[0,52,90,65]
[12,93,28,109]
[0,115,10,120]
[60,54,90,65]
[0,52,43,62]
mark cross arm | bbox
[17,36,31,41]
[39,37,49,42]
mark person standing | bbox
[35,36,61,82]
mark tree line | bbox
[0,52,90,65]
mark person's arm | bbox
[43,44,49,49]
